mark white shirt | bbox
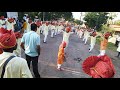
[62,31,73,42]
[6,21,14,31]
[0,52,33,78]
[43,25,49,35]
[90,36,96,45]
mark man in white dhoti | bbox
[43,22,49,43]
[83,29,91,45]
[51,23,55,38]
[89,31,97,53]
[6,18,15,31]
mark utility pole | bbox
[43,12,45,21]
[80,12,82,21]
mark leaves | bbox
[83,12,110,31]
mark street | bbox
[21,31,120,78]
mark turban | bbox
[0,28,16,49]
[8,18,14,23]
[82,55,115,78]
[14,32,22,39]
[36,21,41,27]
[104,32,112,38]
[91,32,97,37]
[66,27,71,32]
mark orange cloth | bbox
[100,38,108,50]
[57,46,65,65]
[22,22,27,33]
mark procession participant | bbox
[82,55,115,78]
[21,19,27,34]
[89,30,97,53]
[0,28,32,78]
[116,36,120,57]
[13,32,22,57]
[26,19,32,33]
[50,22,55,38]
[98,32,112,56]
[48,22,52,33]
[0,16,6,28]
[83,28,91,45]
[43,22,49,43]
[62,26,74,49]
[36,20,41,36]
[57,41,66,70]
[34,16,39,22]
[79,27,84,39]
[54,23,58,36]
[40,21,45,34]
[21,23,41,78]
[6,18,14,31]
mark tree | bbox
[83,12,110,31]
[18,12,73,21]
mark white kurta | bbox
[117,42,120,52]
[6,21,14,31]
[62,31,73,47]
[0,52,33,78]
[43,25,49,35]
[50,25,55,37]
[36,26,41,36]
[13,38,22,57]
[0,20,5,28]
[43,25,49,42]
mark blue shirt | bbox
[21,31,40,57]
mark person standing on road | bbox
[43,22,49,43]
[21,23,41,78]
[57,41,66,70]
[0,28,32,78]
[89,31,97,53]
[62,26,74,49]
[98,32,112,56]
[116,36,120,57]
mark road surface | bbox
[21,31,120,78]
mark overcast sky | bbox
[72,12,120,21]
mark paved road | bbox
[21,31,120,78]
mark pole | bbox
[43,12,44,21]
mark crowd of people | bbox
[0,14,118,78]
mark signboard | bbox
[7,12,18,19]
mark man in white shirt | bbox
[0,28,32,78]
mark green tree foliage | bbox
[18,12,73,21]
[83,12,110,31]
[74,19,83,25]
